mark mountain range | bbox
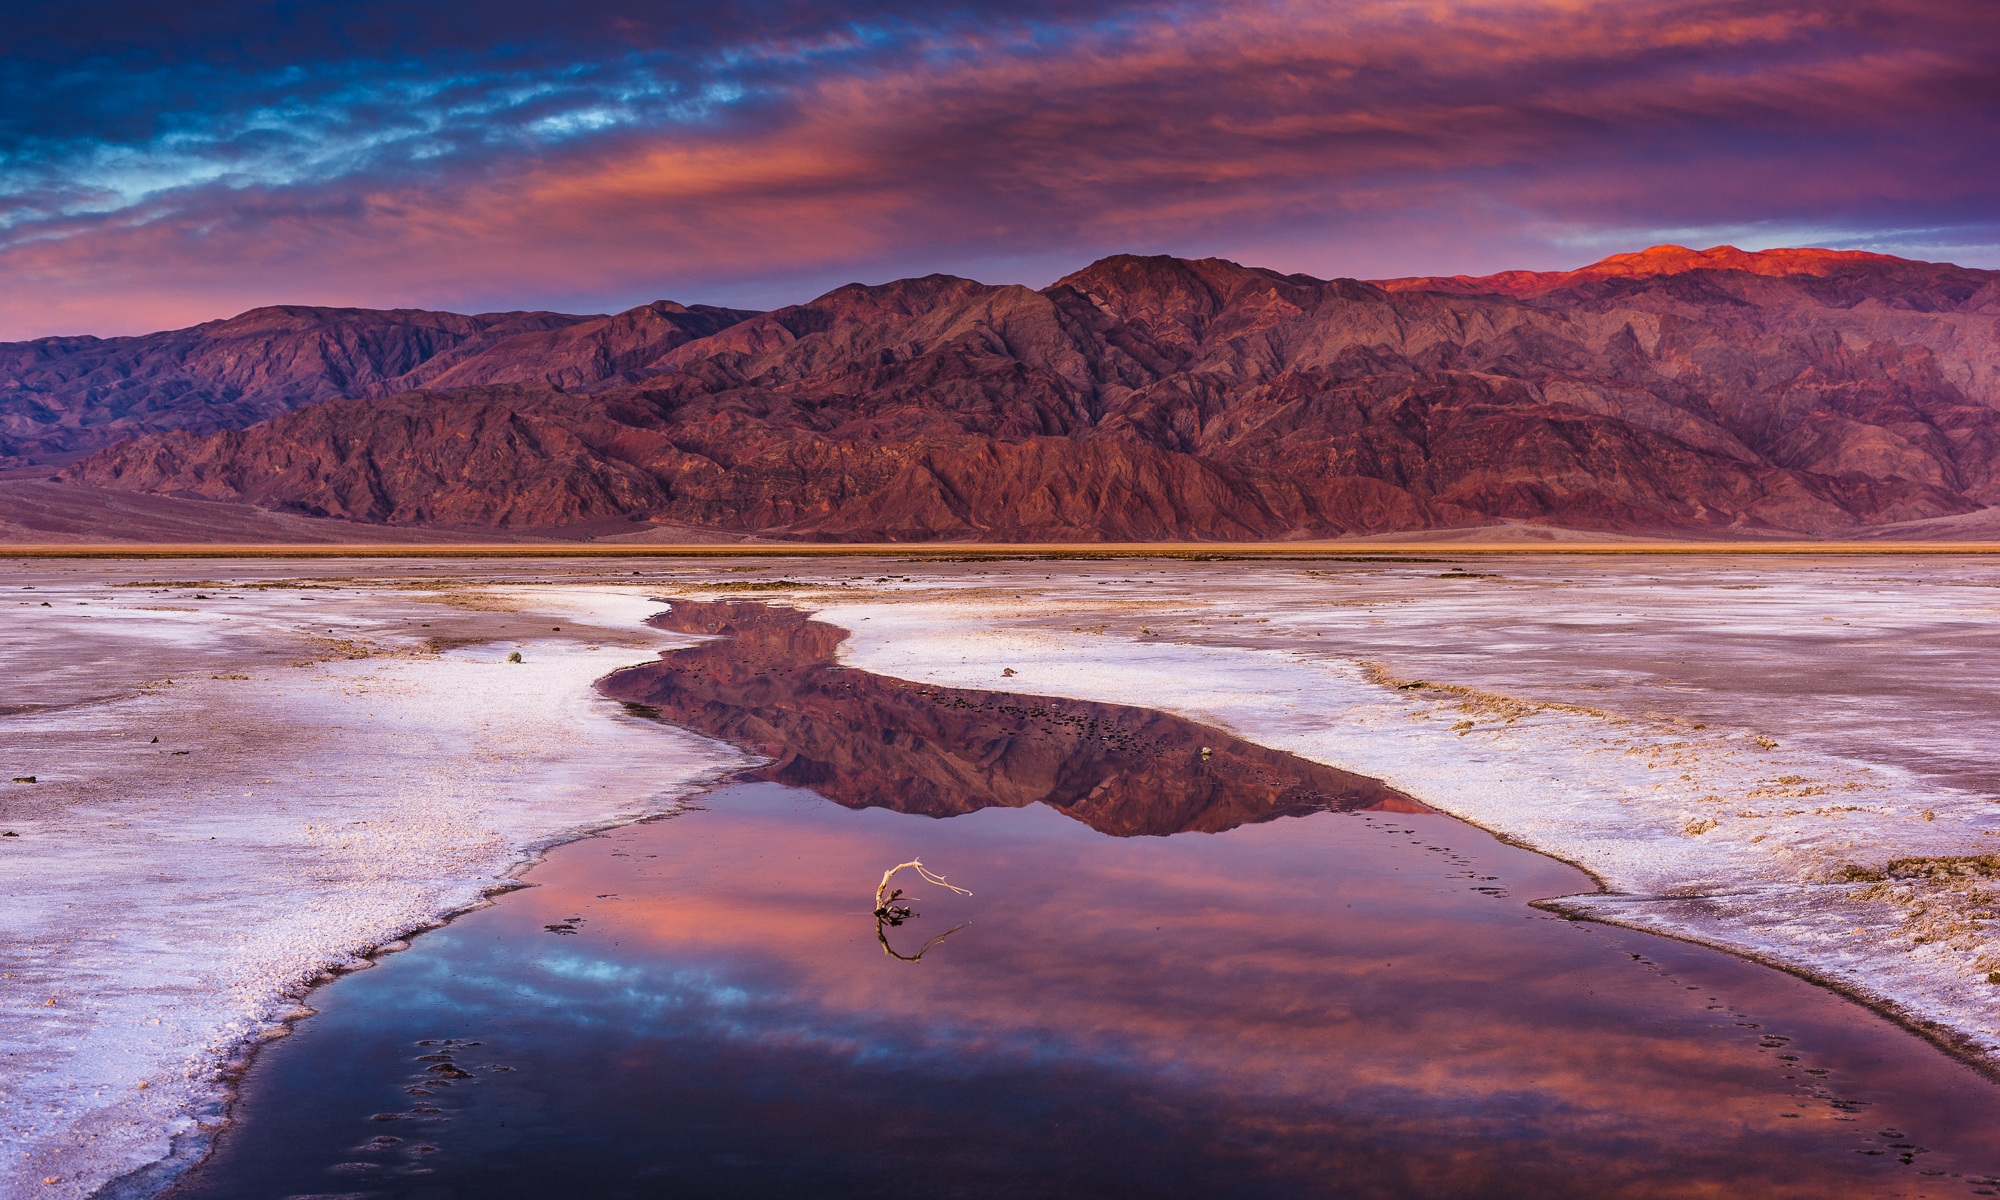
[9,243,2000,541]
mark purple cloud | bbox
[3,0,1994,338]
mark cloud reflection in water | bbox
[180,778,2000,1196]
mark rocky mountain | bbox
[46,245,2000,540]
[1375,244,1924,297]
[0,300,758,461]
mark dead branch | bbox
[872,859,973,959]
[874,859,971,911]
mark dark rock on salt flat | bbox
[32,245,2000,538]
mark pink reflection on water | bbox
[507,785,2000,1195]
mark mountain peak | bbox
[1053,254,1321,297]
[1578,243,1909,281]
[807,274,995,319]
[1376,244,1918,297]
[1048,255,1328,339]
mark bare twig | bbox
[872,859,973,960]
[874,859,971,910]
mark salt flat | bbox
[802,556,2000,1069]
[0,572,742,1199]
[6,553,2000,1197]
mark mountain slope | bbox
[0,300,760,462]
[51,246,2000,540]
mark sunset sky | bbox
[4,0,1995,339]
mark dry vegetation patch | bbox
[686,580,815,592]
[1360,662,1608,724]
[415,590,530,613]
[1830,855,2000,965]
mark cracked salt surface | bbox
[0,582,742,1199]
[809,559,2000,1072]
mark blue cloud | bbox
[1,0,1994,338]
[0,1,1152,234]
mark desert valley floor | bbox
[6,552,2000,1197]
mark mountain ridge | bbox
[27,244,2000,541]
[0,300,761,462]
[1374,243,1925,297]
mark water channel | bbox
[169,602,2000,1199]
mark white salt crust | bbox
[819,593,2000,1070]
[9,562,2000,1196]
[0,586,740,1200]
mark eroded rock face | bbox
[47,245,2000,538]
[600,600,1421,835]
[61,386,687,531]
[0,301,758,460]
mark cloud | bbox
[2,0,1994,338]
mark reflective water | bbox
[171,603,2000,1200]
[603,600,1427,834]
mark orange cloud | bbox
[2,0,1993,338]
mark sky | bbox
[2,0,1996,339]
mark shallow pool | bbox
[170,602,2000,1199]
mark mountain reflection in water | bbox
[602,599,1425,834]
[167,600,2000,1200]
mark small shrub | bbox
[505,651,523,664]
